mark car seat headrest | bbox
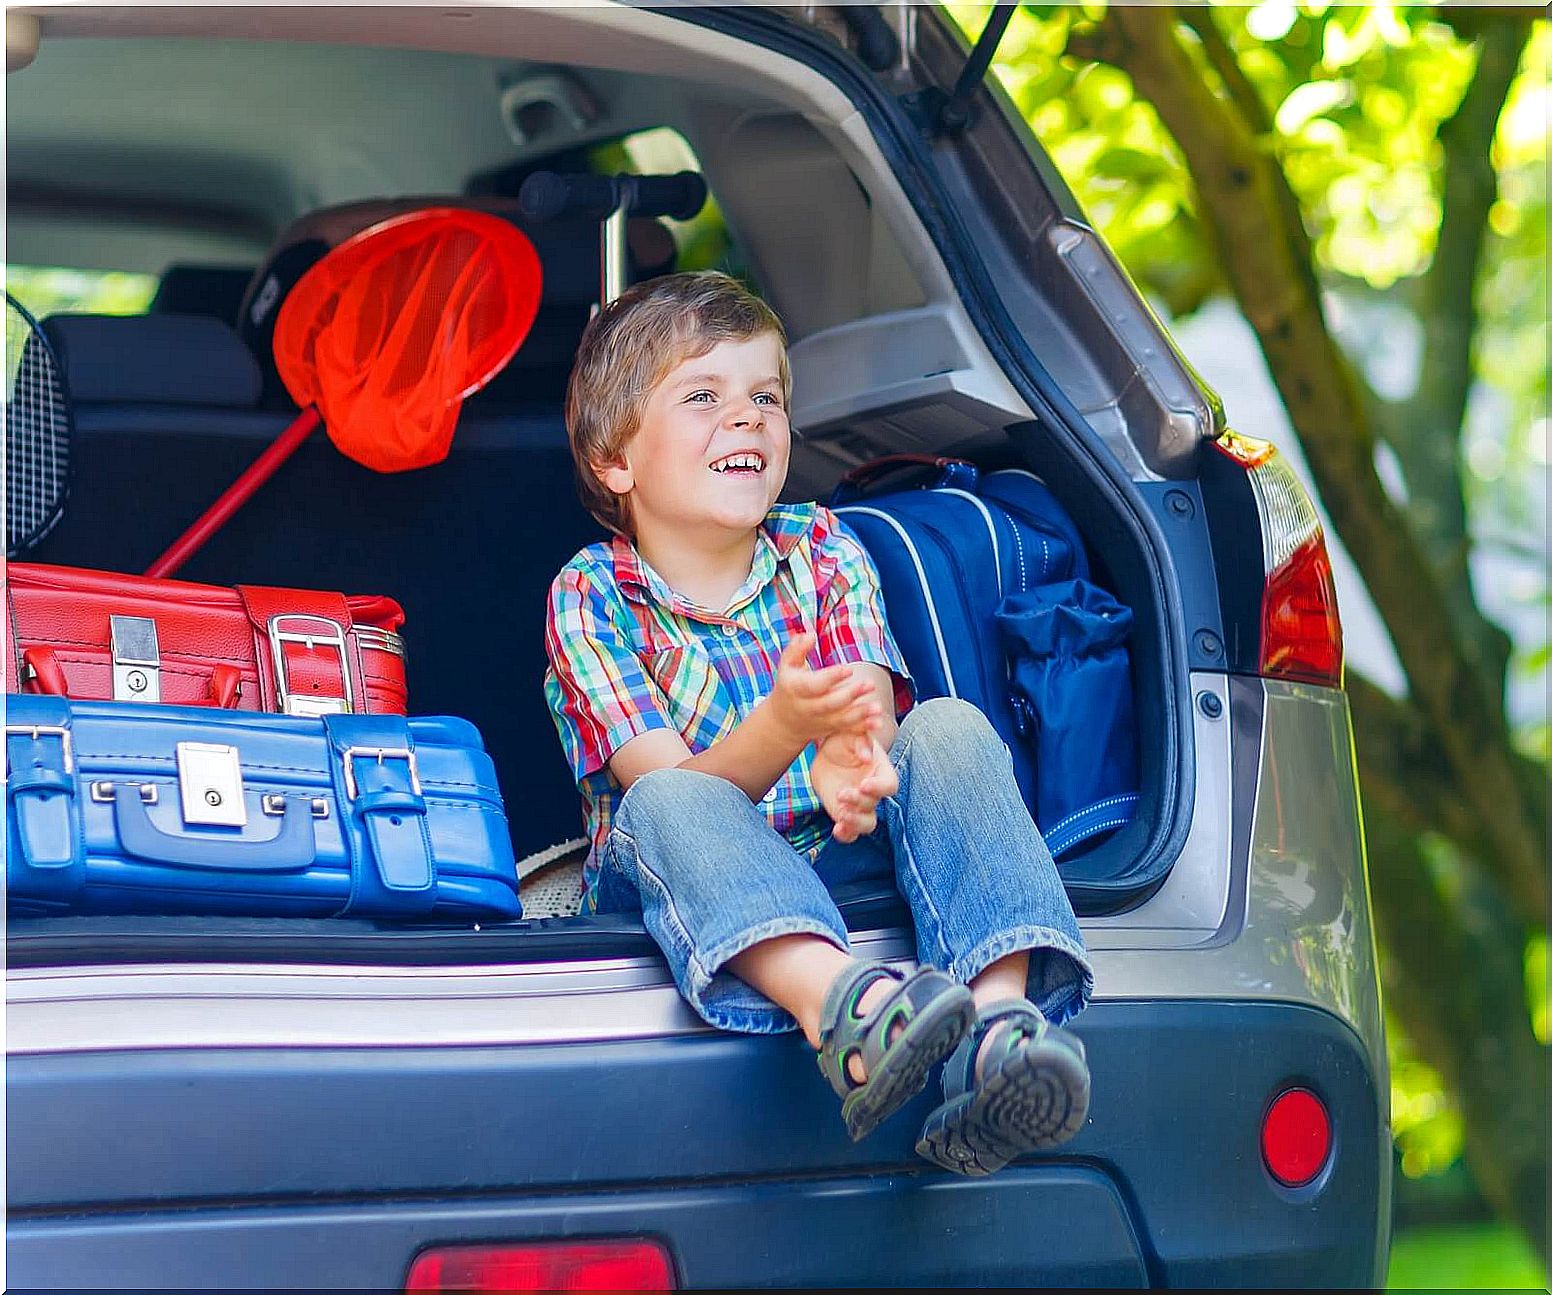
[150,264,255,325]
[43,314,262,408]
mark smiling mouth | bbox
[708,452,766,475]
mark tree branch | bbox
[1391,11,1532,699]
[1346,674,1489,859]
[1067,5,1547,921]
[1176,5,1319,282]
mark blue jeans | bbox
[595,698,1093,1034]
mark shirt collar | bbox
[613,503,816,609]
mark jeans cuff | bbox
[950,924,1095,1027]
[684,916,851,1035]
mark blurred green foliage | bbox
[948,0,1548,1209]
[1387,1221,1547,1288]
[6,265,158,320]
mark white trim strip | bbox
[835,506,958,697]
[937,488,1003,598]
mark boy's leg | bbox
[875,698,1092,1023]
[596,765,855,1034]
[866,697,1094,1172]
[601,765,975,1139]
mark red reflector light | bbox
[1260,532,1343,686]
[1261,1087,1332,1187]
[405,1240,676,1292]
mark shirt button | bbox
[721,623,739,637]
[762,787,778,804]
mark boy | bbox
[544,271,1092,1176]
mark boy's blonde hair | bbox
[564,270,790,536]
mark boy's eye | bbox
[685,390,715,404]
[754,392,781,406]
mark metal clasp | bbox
[175,741,248,827]
[267,614,355,717]
[341,746,421,800]
[4,724,75,774]
[110,615,162,703]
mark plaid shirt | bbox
[544,502,913,907]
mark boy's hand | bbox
[811,729,898,843]
[767,632,882,748]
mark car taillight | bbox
[405,1239,676,1292]
[1211,430,1343,686]
[1261,1086,1332,1188]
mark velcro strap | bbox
[236,584,365,713]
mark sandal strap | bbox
[816,962,906,1098]
[940,998,1050,1103]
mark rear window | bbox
[6,265,158,320]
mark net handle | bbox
[145,408,320,579]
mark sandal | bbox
[817,962,975,1143]
[915,998,1090,1176]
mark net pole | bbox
[145,407,322,579]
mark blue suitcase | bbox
[832,457,1138,858]
[5,694,522,919]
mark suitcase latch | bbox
[176,741,248,826]
[110,615,161,703]
[266,614,354,717]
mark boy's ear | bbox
[589,453,634,497]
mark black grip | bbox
[518,171,708,223]
[518,172,618,222]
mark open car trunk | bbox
[7,5,1198,967]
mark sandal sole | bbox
[842,984,975,1143]
[915,1035,1090,1176]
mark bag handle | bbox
[830,454,978,504]
[20,646,70,696]
[113,793,316,871]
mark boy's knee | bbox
[899,697,1000,759]
[619,765,746,826]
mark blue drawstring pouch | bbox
[996,579,1139,858]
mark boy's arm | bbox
[847,663,898,748]
[608,633,881,798]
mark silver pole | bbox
[602,206,628,306]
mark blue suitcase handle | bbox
[114,794,316,871]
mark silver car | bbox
[6,3,1387,1287]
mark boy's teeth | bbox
[710,453,764,472]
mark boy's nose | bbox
[726,402,764,431]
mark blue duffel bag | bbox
[996,580,1139,858]
[5,694,522,919]
[832,455,1138,858]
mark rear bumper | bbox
[9,998,1388,1288]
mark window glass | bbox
[6,265,158,320]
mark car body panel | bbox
[8,1000,1382,1287]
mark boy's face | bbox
[595,332,791,547]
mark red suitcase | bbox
[4,563,407,715]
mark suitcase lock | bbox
[267,614,355,717]
[175,741,248,827]
[110,616,161,703]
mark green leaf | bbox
[1276,77,1353,133]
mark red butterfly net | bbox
[274,207,543,473]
